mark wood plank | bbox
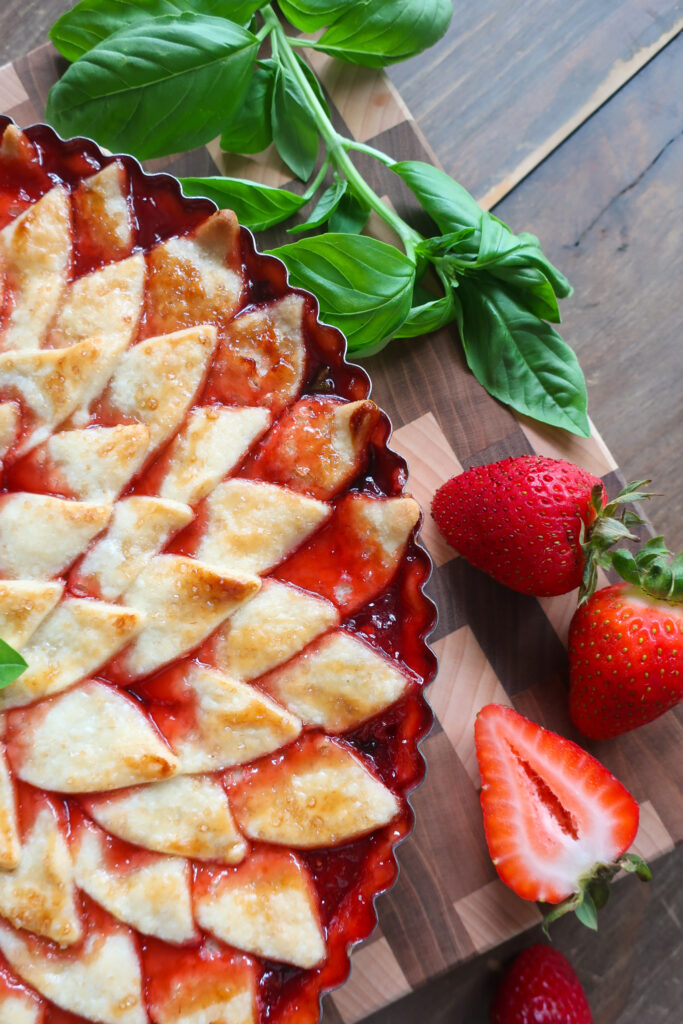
[388,0,683,207]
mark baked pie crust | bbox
[0,118,435,1024]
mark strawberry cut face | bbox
[475,704,639,904]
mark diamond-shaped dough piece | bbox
[86,775,247,864]
[0,744,19,870]
[0,336,126,452]
[197,479,330,577]
[160,405,270,506]
[248,398,381,499]
[0,979,44,1024]
[212,579,339,681]
[0,580,63,649]
[72,161,133,257]
[72,820,196,944]
[194,848,325,969]
[8,681,178,793]
[1,598,144,710]
[34,423,150,501]
[168,664,301,774]
[48,253,145,349]
[0,800,81,947]
[0,124,38,165]
[230,734,400,848]
[0,186,70,352]
[0,494,111,579]
[74,496,194,600]
[0,917,146,1024]
[209,294,306,413]
[143,209,243,338]
[147,948,257,1024]
[122,555,260,679]
[262,630,410,732]
[105,325,218,452]
[0,403,18,458]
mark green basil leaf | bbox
[278,0,349,32]
[455,276,589,437]
[294,53,330,118]
[492,236,573,299]
[271,65,319,181]
[46,14,260,160]
[49,0,262,63]
[179,176,306,230]
[269,233,415,355]
[220,59,275,154]
[328,190,370,234]
[287,176,346,233]
[313,0,453,68]
[0,638,27,690]
[487,264,561,323]
[394,290,456,338]
[394,160,484,234]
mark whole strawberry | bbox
[490,944,593,1024]
[431,456,640,598]
[569,538,683,739]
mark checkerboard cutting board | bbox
[1,40,681,1024]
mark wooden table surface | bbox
[1,3,681,1023]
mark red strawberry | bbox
[431,456,648,598]
[474,704,648,929]
[490,944,593,1024]
[569,538,683,739]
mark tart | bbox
[0,117,435,1024]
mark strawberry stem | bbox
[612,536,683,604]
[541,854,651,936]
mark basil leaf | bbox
[294,53,330,118]
[49,0,262,63]
[180,176,306,230]
[455,276,589,437]
[328,190,369,234]
[393,160,483,233]
[220,59,275,154]
[492,235,573,299]
[270,233,415,355]
[394,290,456,339]
[46,14,260,160]
[287,177,347,233]
[271,65,319,181]
[0,638,27,691]
[278,0,349,33]
[313,0,453,68]
[487,264,561,323]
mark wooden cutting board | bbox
[1,41,681,1024]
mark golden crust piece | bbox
[9,681,178,793]
[72,162,134,258]
[147,949,257,1024]
[74,496,193,600]
[212,578,339,682]
[262,630,410,733]
[86,775,247,864]
[0,580,63,649]
[159,404,270,506]
[0,916,147,1024]
[169,664,301,774]
[48,252,145,350]
[0,403,18,458]
[197,479,330,577]
[39,423,150,501]
[0,743,20,870]
[229,734,400,848]
[121,555,260,679]
[1,597,144,710]
[194,847,326,969]
[0,186,71,352]
[0,494,111,580]
[72,819,196,944]
[105,324,218,452]
[143,209,243,338]
[0,800,81,947]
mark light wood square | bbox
[430,627,509,786]
[517,412,617,477]
[0,62,28,110]
[454,878,542,953]
[392,412,463,567]
[304,51,410,142]
[331,935,412,1022]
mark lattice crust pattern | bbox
[0,124,430,1024]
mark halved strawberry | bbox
[475,704,648,928]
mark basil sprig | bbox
[46,0,590,437]
[0,639,27,690]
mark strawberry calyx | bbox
[611,536,683,604]
[542,853,652,936]
[578,480,655,604]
